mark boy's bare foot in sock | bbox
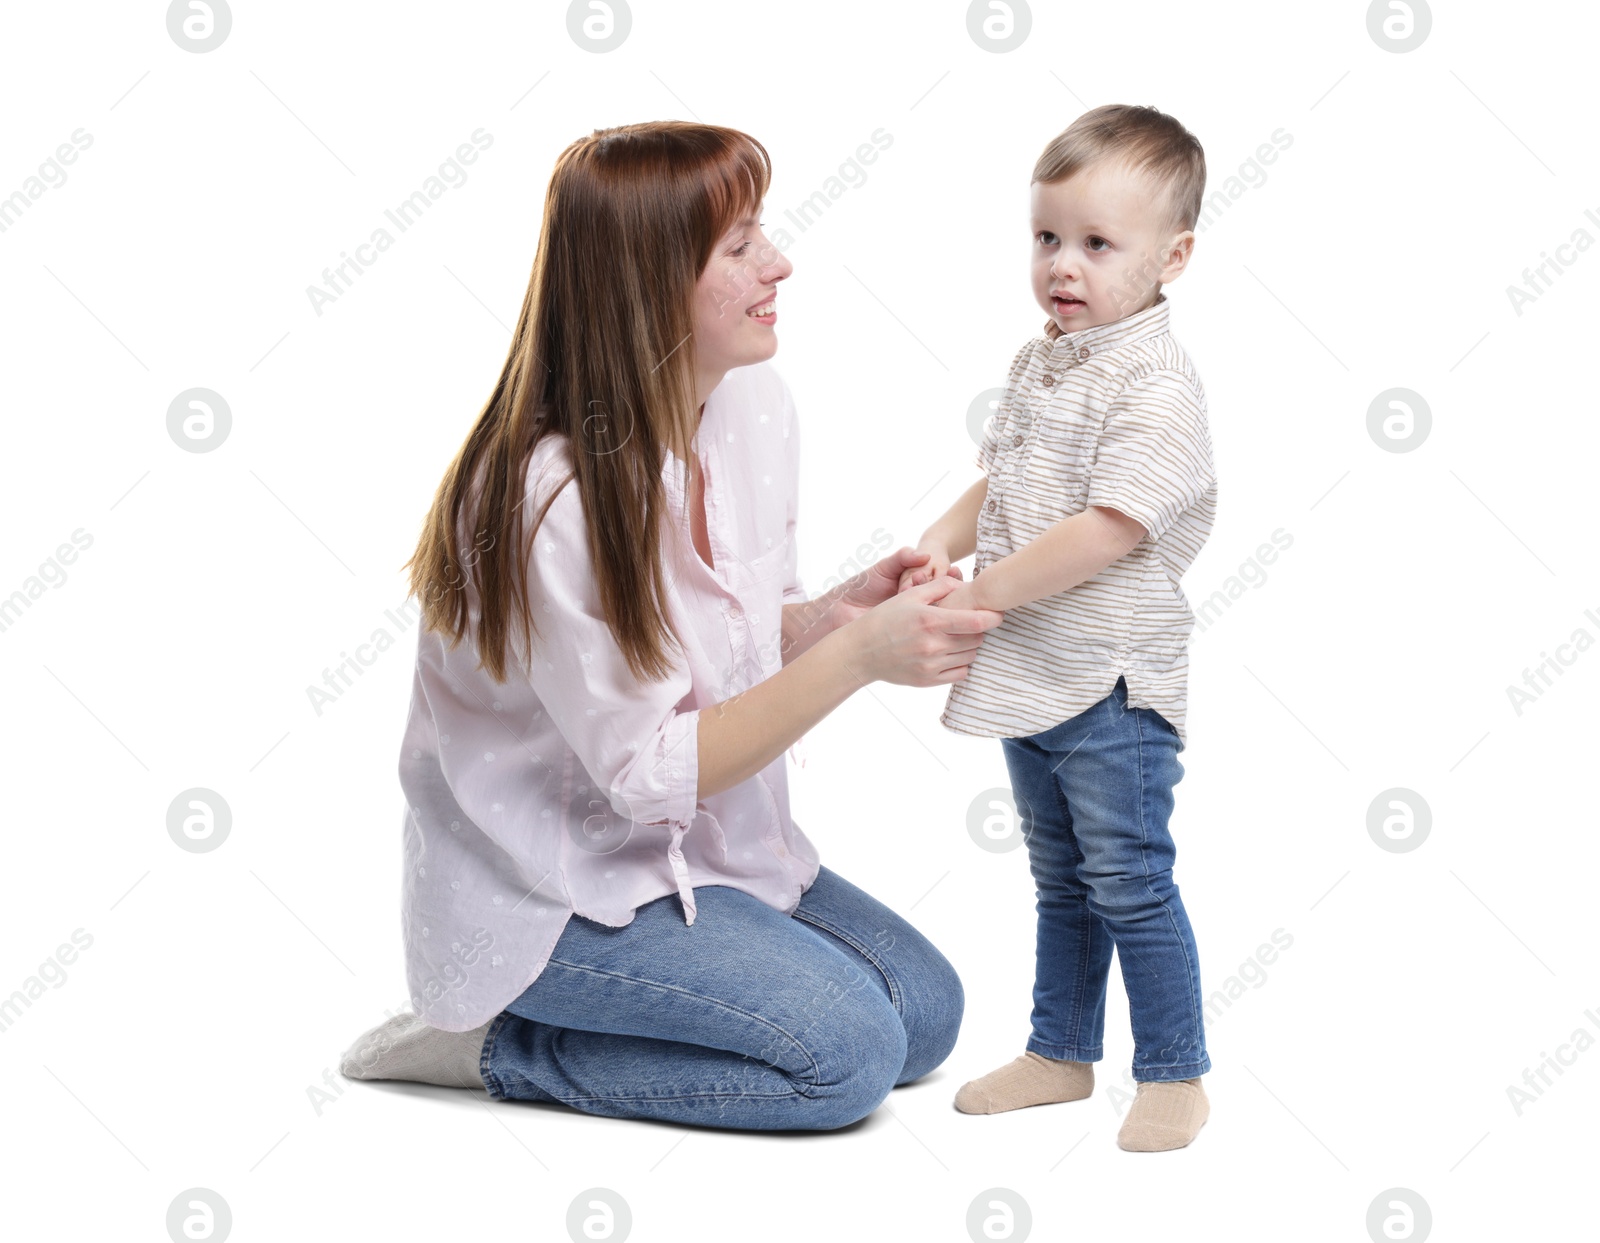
[1116,1076,1208,1150]
[953,1051,1094,1114]
[339,1011,492,1090]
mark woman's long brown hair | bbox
[404,122,772,684]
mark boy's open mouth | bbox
[1052,295,1087,310]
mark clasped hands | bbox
[894,541,981,610]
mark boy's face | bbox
[1030,161,1193,334]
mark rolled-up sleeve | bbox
[1084,368,1214,543]
[523,479,700,834]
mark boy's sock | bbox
[339,1011,491,1090]
[1116,1076,1208,1151]
[953,1051,1094,1114]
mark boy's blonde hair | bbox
[1033,104,1207,240]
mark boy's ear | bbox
[1160,231,1195,282]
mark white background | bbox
[2,0,1595,1239]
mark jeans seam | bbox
[788,908,903,1013]
[1132,1057,1210,1082]
[565,1089,799,1104]
[480,1010,514,1100]
[1042,765,1095,1050]
[1132,707,1207,1072]
[542,957,823,1090]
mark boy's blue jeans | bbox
[1002,675,1210,1082]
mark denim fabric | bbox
[480,865,964,1131]
[1002,675,1209,1082]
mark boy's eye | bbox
[1036,230,1057,246]
[1087,236,1110,251]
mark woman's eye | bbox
[733,241,752,256]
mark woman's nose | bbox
[764,248,793,283]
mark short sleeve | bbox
[522,475,700,830]
[1084,369,1214,543]
[779,380,808,605]
[976,341,1035,475]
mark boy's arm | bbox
[968,505,1146,612]
[918,474,987,563]
[972,365,1213,612]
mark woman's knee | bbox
[789,989,907,1130]
[895,940,965,1085]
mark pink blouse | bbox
[397,362,822,1031]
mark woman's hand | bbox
[838,575,1004,687]
[895,539,963,595]
[830,546,958,628]
[931,580,985,612]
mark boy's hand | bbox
[896,542,963,595]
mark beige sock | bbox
[953,1051,1095,1114]
[1116,1077,1208,1151]
[339,1011,491,1090]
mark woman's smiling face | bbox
[693,207,792,397]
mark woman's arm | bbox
[778,585,848,664]
[698,622,863,799]
[698,576,1002,800]
[777,542,942,666]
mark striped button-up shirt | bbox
[397,363,820,1031]
[940,293,1217,744]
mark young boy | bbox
[900,104,1217,1151]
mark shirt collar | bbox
[1044,290,1171,357]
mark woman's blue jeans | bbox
[480,864,964,1131]
[1002,675,1210,1082]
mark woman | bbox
[339,121,1004,1132]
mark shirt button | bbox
[1040,374,1055,387]
[1011,434,1023,447]
[1077,346,1091,360]
[985,498,997,512]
